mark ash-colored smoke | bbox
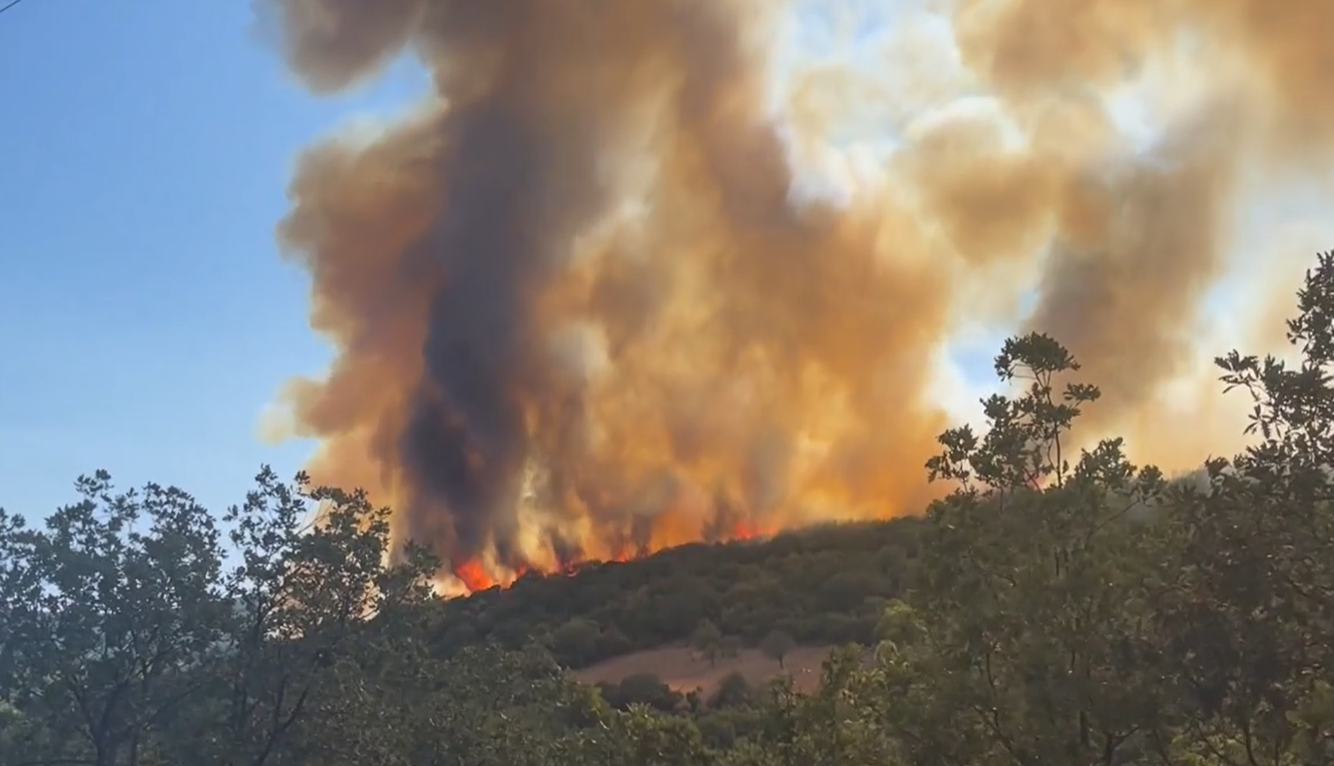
[260,0,1334,587]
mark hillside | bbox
[426,515,926,670]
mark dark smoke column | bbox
[261,0,741,570]
[404,104,560,566]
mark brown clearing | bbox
[572,645,837,696]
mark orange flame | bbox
[454,560,496,592]
[448,514,773,595]
[731,520,763,540]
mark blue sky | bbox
[0,0,428,517]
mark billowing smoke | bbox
[259,0,1334,589]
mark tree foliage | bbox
[760,631,795,669]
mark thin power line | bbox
[0,0,28,15]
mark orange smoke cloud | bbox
[259,0,1334,590]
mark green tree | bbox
[190,468,437,766]
[724,648,895,766]
[294,642,613,766]
[603,673,682,713]
[759,630,795,670]
[880,332,1170,765]
[550,617,602,667]
[1149,251,1334,764]
[692,619,724,667]
[708,672,752,710]
[0,473,228,766]
[608,704,715,766]
[0,466,442,766]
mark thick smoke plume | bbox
[260,0,1334,590]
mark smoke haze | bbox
[258,0,1334,589]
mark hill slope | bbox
[427,516,927,669]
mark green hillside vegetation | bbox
[2,253,1333,765]
[430,515,926,669]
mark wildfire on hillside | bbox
[451,519,769,594]
[258,0,1334,593]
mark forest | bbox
[2,253,1333,766]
